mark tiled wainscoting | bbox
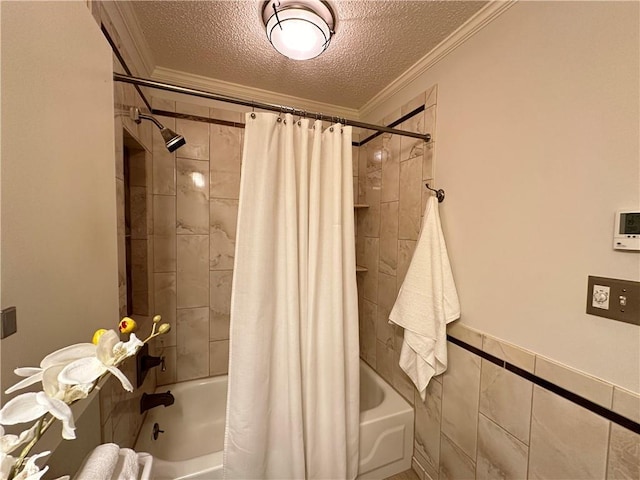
[412,323,640,480]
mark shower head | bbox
[129,107,186,152]
[160,127,186,153]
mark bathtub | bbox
[135,360,414,480]
[358,361,414,479]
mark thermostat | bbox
[613,210,640,251]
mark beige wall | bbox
[1,1,118,397]
[364,1,640,391]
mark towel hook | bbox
[425,183,445,203]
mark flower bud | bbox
[158,323,171,335]
[153,314,162,324]
[92,328,108,345]
[118,317,137,334]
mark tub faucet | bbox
[140,391,174,414]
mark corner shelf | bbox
[355,205,368,273]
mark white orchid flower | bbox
[0,425,37,456]
[58,331,142,393]
[0,393,75,440]
[1,451,17,480]
[12,451,49,480]
[0,425,38,480]
[41,366,92,405]
[5,344,96,395]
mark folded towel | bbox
[111,448,140,480]
[389,196,460,401]
[73,443,119,480]
[74,444,141,480]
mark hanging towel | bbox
[389,195,460,401]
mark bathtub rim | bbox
[359,359,413,424]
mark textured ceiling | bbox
[130,1,487,109]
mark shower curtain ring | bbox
[277,106,283,123]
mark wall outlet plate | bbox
[0,307,17,339]
[586,276,640,326]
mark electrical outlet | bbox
[586,276,640,325]
[592,285,610,309]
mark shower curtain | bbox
[223,112,359,479]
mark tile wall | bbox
[355,85,438,404]
[412,323,640,480]
[356,86,639,480]
[98,30,158,447]
[97,46,243,445]
[150,100,243,386]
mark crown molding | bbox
[151,67,360,120]
[359,0,517,120]
[103,0,513,123]
[99,0,156,78]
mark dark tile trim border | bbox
[101,24,152,113]
[354,105,426,148]
[152,109,245,129]
[446,334,640,435]
[152,105,427,150]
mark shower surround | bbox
[150,99,242,385]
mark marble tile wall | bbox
[89,0,236,452]
[356,86,438,408]
[99,44,157,447]
[150,98,242,386]
[409,323,640,480]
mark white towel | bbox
[74,444,140,480]
[389,196,460,401]
[73,443,119,480]
[111,448,140,480]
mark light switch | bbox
[586,276,640,326]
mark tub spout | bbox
[140,391,174,414]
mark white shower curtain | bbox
[223,112,360,479]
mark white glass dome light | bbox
[262,1,336,61]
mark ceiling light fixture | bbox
[262,0,336,61]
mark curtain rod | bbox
[113,73,431,143]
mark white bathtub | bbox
[358,361,414,479]
[135,360,414,480]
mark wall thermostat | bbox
[613,210,640,251]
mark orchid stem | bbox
[143,331,160,344]
[9,415,54,480]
